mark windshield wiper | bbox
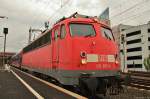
[104,31,111,40]
[84,33,94,37]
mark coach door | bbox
[52,26,60,71]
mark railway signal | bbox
[3,28,8,34]
[3,28,8,67]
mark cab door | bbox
[52,26,60,71]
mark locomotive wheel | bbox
[106,82,119,95]
[112,82,120,95]
[79,83,89,97]
[104,86,111,96]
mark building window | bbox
[120,49,123,53]
[127,55,142,60]
[148,37,150,41]
[126,39,141,45]
[148,46,150,50]
[127,64,142,68]
[126,30,141,37]
[148,29,150,33]
[127,47,142,52]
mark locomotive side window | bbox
[38,37,42,46]
[23,31,51,53]
[60,25,66,39]
[101,27,114,40]
[54,29,59,40]
[69,23,95,37]
[44,31,51,44]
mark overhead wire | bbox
[38,0,71,29]
[30,0,54,27]
[110,0,150,25]
[47,0,70,21]
[29,0,71,41]
[116,9,150,24]
[32,0,150,29]
[111,0,149,21]
[110,0,148,19]
[28,0,62,41]
[109,0,131,10]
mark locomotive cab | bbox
[66,18,119,74]
[56,17,120,96]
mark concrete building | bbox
[112,24,135,71]
[112,22,150,72]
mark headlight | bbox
[81,59,87,64]
[115,60,119,64]
[80,51,86,58]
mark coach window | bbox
[60,25,66,39]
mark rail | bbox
[122,71,150,90]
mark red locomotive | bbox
[10,13,120,97]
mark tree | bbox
[144,56,150,71]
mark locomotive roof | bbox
[54,18,95,26]
[23,17,110,50]
[53,17,110,28]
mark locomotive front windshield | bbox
[70,23,96,37]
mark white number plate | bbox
[87,54,98,62]
[86,54,115,62]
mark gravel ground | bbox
[108,87,150,99]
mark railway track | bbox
[123,71,150,90]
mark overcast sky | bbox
[0,0,150,52]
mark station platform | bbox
[0,69,36,99]
[0,66,86,99]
